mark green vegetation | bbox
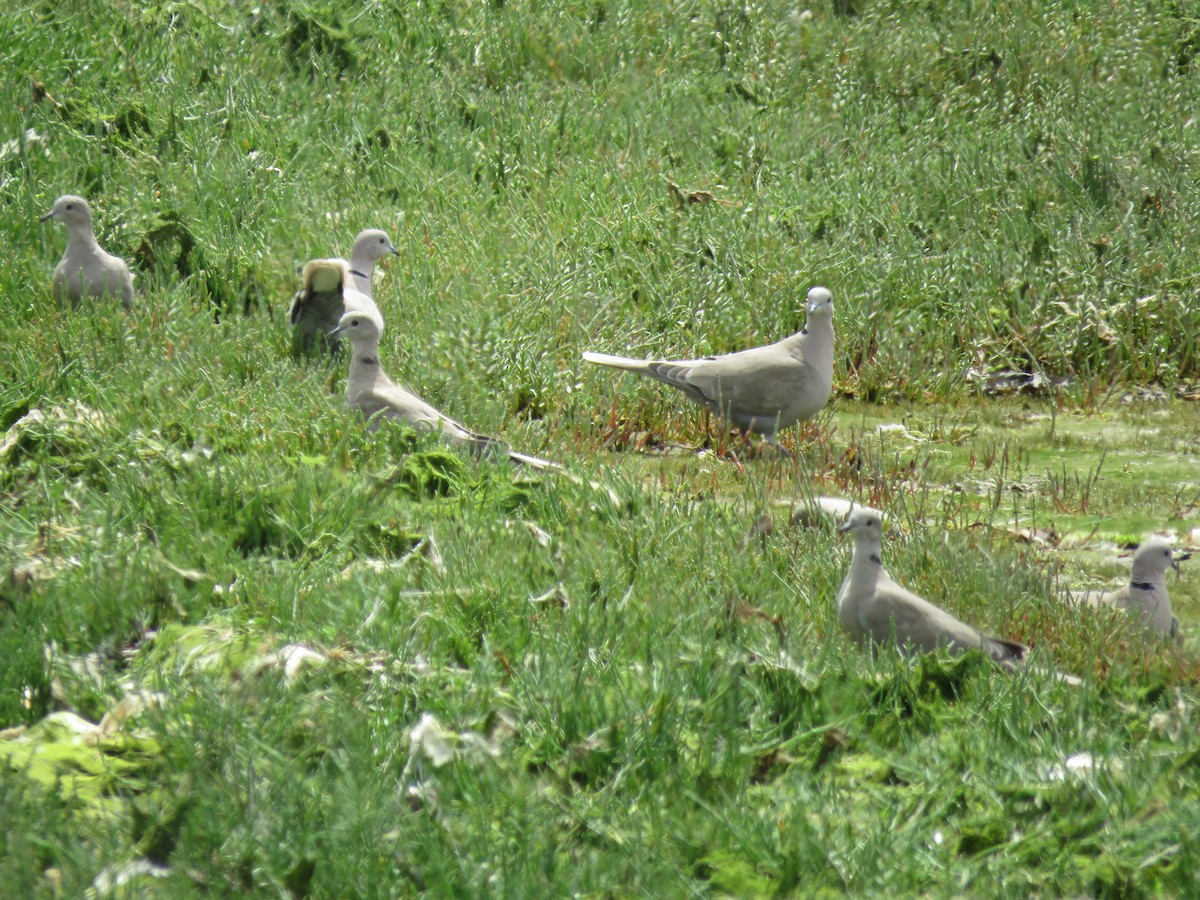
[3,0,1200,894]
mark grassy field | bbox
[3,0,1200,895]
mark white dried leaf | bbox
[0,129,47,162]
[155,552,207,583]
[90,859,170,895]
[528,583,569,608]
[281,644,327,682]
[1044,752,1122,782]
[409,713,458,767]
[522,520,553,548]
[96,691,167,739]
[420,534,445,574]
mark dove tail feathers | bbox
[582,351,656,375]
[466,437,563,473]
[464,433,507,460]
[287,289,306,325]
[507,450,566,472]
[985,637,1029,669]
[505,451,622,507]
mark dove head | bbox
[837,507,885,545]
[40,194,93,228]
[330,310,384,345]
[351,229,399,266]
[805,286,834,317]
[1131,536,1181,582]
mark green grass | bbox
[3,0,1200,895]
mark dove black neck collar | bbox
[350,269,369,280]
[1131,581,1155,591]
[869,553,882,566]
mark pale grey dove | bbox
[583,286,835,453]
[289,230,397,355]
[330,310,559,470]
[1070,537,1187,641]
[836,508,1028,669]
[40,195,134,310]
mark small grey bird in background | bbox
[1070,537,1188,641]
[40,195,134,310]
[583,286,835,454]
[289,230,398,355]
[330,310,559,470]
[836,508,1028,669]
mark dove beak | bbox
[39,210,55,222]
[837,519,853,534]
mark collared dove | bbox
[582,286,835,453]
[330,310,558,470]
[1070,537,1187,641]
[288,230,397,355]
[40,195,134,310]
[343,228,399,296]
[836,508,1028,669]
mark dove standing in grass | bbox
[836,508,1028,669]
[583,286,835,454]
[40,195,134,310]
[1071,537,1187,641]
[289,230,397,354]
[343,228,399,296]
[330,310,558,470]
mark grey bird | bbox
[836,508,1028,669]
[330,310,559,470]
[289,229,398,355]
[583,286,835,453]
[1070,537,1187,641]
[40,195,134,310]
